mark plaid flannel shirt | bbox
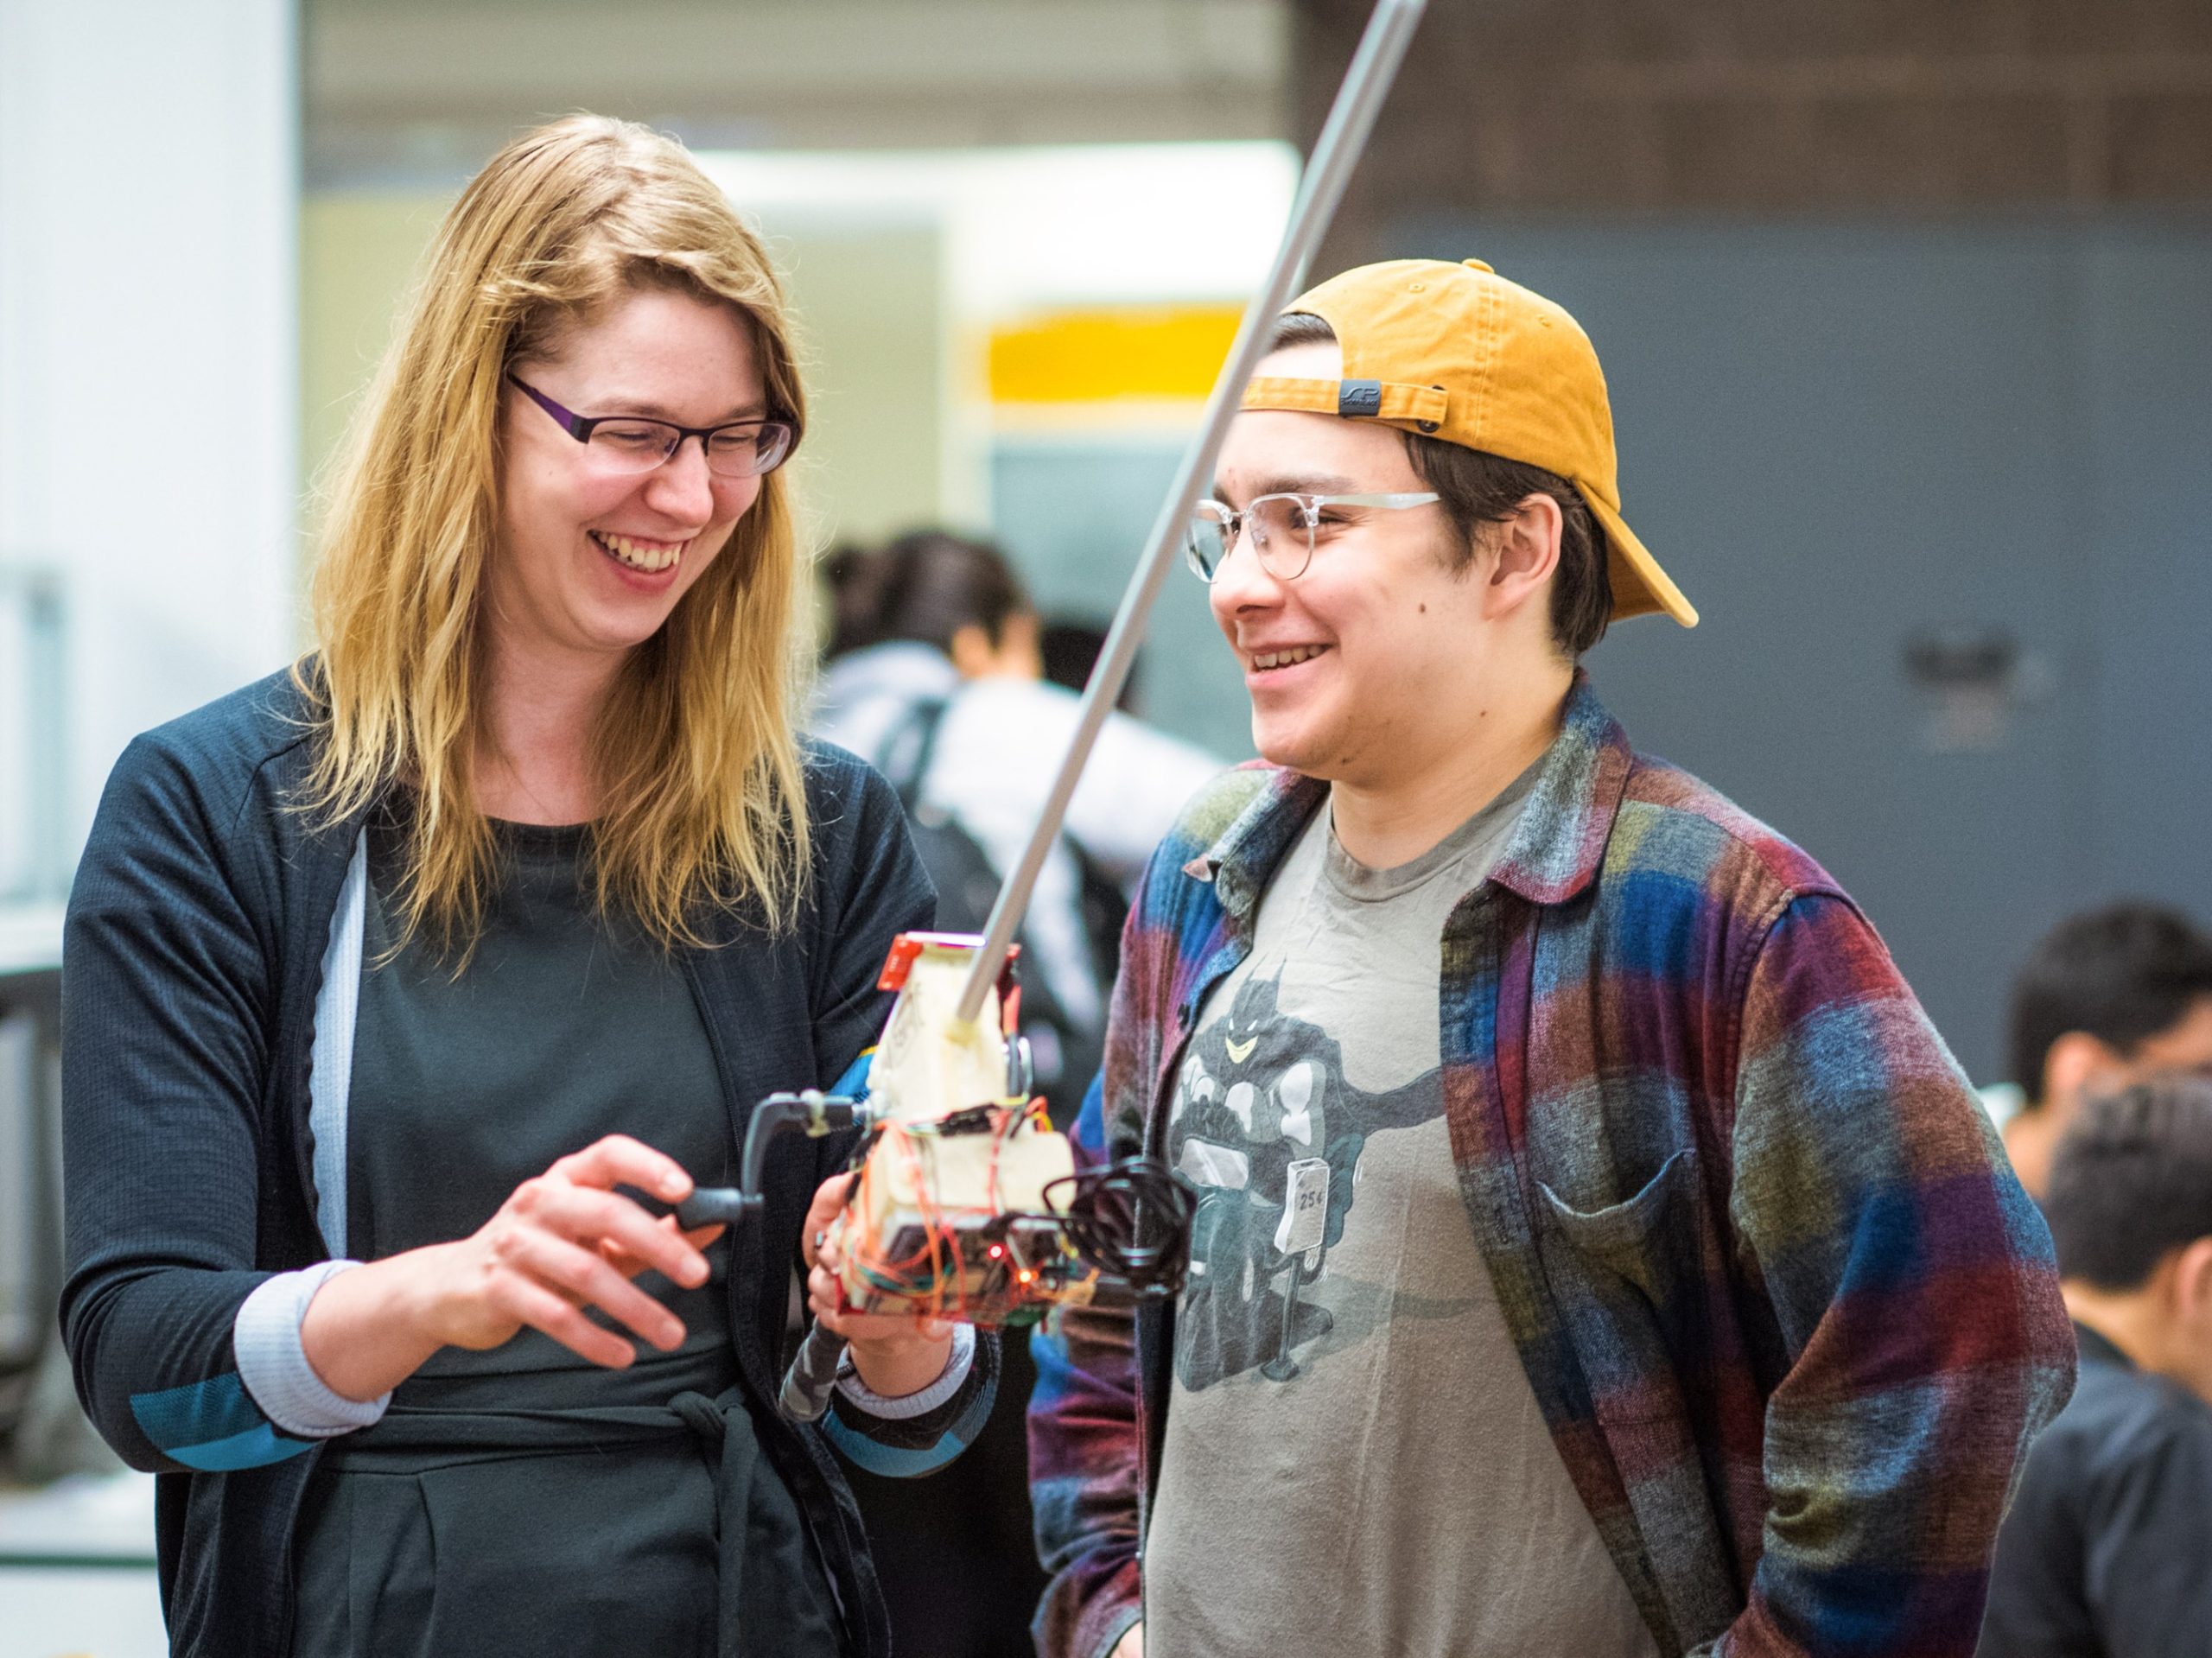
[1028,675,2074,1658]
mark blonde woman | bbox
[59,118,987,1658]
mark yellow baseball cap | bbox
[1241,257,1696,627]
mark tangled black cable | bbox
[1039,1156,1197,1296]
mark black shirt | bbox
[1979,1322,2212,1657]
[284,818,835,1658]
[352,816,735,1389]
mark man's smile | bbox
[1243,643,1332,677]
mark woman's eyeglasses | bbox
[507,372,798,480]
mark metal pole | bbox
[956,0,1427,1025]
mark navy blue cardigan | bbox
[59,669,991,1657]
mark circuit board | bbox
[826,935,1096,1327]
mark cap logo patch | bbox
[1336,379,1383,417]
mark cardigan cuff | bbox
[1090,1604,1144,1658]
[233,1261,391,1437]
[833,1323,976,1419]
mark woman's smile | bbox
[588,528,690,575]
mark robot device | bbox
[681,933,1191,1404]
[823,931,1192,1328]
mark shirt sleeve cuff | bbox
[233,1261,392,1438]
[832,1323,976,1420]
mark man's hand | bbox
[801,1172,956,1398]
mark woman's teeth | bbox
[592,530,684,573]
[1253,645,1325,670]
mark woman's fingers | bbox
[806,1258,953,1344]
[493,1226,685,1352]
[493,1272,638,1370]
[601,1218,725,1281]
[452,1140,722,1370]
[809,1217,950,1336]
[518,1179,710,1289]
[800,1172,858,1271]
[552,1134,695,1204]
[444,1140,715,1369]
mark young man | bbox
[1980,1078,2212,1655]
[1027,259,2075,1658]
[1999,904,2212,1200]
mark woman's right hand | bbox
[302,1134,724,1401]
[1109,1625,1143,1658]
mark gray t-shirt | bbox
[1144,773,1658,1658]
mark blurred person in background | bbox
[2002,904,2212,1200]
[1980,1077,2212,1656]
[814,530,1220,1121]
[1029,260,2074,1658]
[812,530,1217,1658]
[1039,617,1141,713]
[59,117,990,1658]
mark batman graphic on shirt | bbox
[1166,968,1440,1391]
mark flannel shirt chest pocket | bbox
[1534,1147,1713,1426]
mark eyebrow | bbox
[600,394,772,424]
[1210,471,1357,505]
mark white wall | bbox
[0,0,298,869]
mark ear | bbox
[1999,1109,2054,1200]
[2042,1030,2122,1112]
[1479,492,1564,625]
[2174,1236,2212,1323]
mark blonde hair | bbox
[298,114,812,955]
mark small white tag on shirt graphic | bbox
[1274,1158,1330,1255]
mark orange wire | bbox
[837,1097,1064,1324]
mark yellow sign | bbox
[988,304,1242,406]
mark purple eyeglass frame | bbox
[505,372,798,475]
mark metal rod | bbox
[955,0,1428,1025]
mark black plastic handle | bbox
[674,1186,761,1229]
[676,1091,867,1230]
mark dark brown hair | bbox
[2046,1077,2212,1289]
[1268,313,1611,657]
[2006,903,2212,1105]
[821,529,1032,661]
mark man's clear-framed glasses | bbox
[506,372,798,480]
[1184,491,1441,583]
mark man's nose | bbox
[1208,530,1283,615]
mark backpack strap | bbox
[880,696,950,814]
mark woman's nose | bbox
[644,436,718,521]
